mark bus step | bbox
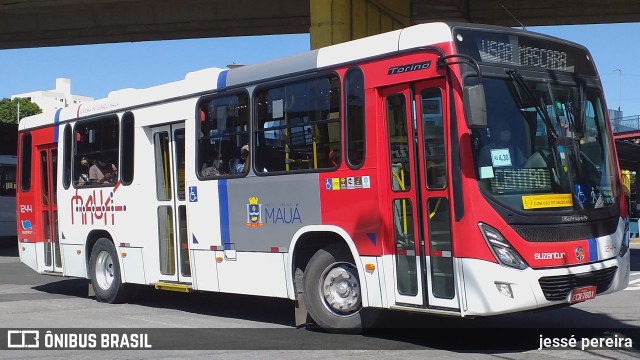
[154,282,193,293]
[42,270,64,276]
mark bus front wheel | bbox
[89,238,131,303]
[302,245,363,333]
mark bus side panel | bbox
[318,171,382,256]
[60,243,87,277]
[223,174,322,252]
[217,252,288,297]
[18,241,38,271]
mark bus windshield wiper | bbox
[548,83,585,188]
[506,69,573,203]
[506,70,558,142]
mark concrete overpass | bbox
[1,0,640,50]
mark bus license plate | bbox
[569,285,597,304]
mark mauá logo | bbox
[246,197,264,227]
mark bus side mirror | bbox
[463,84,487,129]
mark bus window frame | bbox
[19,132,32,192]
[72,114,120,188]
[62,124,72,190]
[195,89,251,181]
[344,66,366,170]
[252,71,342,176]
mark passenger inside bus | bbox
[201,150,223,177]
[76,156,91,186]
[230,144,250,174]
[89,156,117,184]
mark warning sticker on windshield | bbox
[522,194,573,210]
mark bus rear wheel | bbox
[302,245,363,333]
[89,238,131,303]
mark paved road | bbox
[1,240,639,359]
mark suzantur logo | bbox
[534,252,566,260]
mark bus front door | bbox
[383,80,459,310]
[151,123,191,284]
[38,144,62,273]
[413,80,459,310]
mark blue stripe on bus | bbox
[587,238,598,261]
[218,179,231,249]
[53,108,62,142]
[217,69,228,89]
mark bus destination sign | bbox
[477,39,569,72]
[454,28,596,76]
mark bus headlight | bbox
[619,220,630,257]
[478,223,528,270]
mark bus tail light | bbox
[478,223,528,270]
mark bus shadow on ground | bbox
[32,278,89,298]
[131,285,297,327]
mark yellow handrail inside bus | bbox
[391,168,406,191]
[391,166,408,234]
[312,131,317,169]
[429,198,442,220]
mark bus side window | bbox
[20,132,32,191]
[197,92,249,179]
[254,75,341,173]
[421,89,446,189]
[345,67,365,168]
[73,115,120,187]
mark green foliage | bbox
[0,97,42,124]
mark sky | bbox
[1,22,639,117]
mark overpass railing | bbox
[612,115,640,134]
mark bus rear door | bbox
[382,79,459,310]
[37,144,62,273]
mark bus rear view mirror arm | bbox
[437,54,487,129]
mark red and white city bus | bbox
[16,22,630,332]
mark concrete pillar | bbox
[310,0,410,49]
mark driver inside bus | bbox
[478,120,527,168]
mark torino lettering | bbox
[388,61,432,75]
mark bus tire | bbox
[302,245,363,333]
[89,238,131,303]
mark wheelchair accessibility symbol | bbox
[325,178,332,190]
[189,186,198,202]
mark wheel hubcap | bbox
[320,262,361,316]
[95,251,114,290]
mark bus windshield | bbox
[470,75,619,213]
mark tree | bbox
[0,97,42,124]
